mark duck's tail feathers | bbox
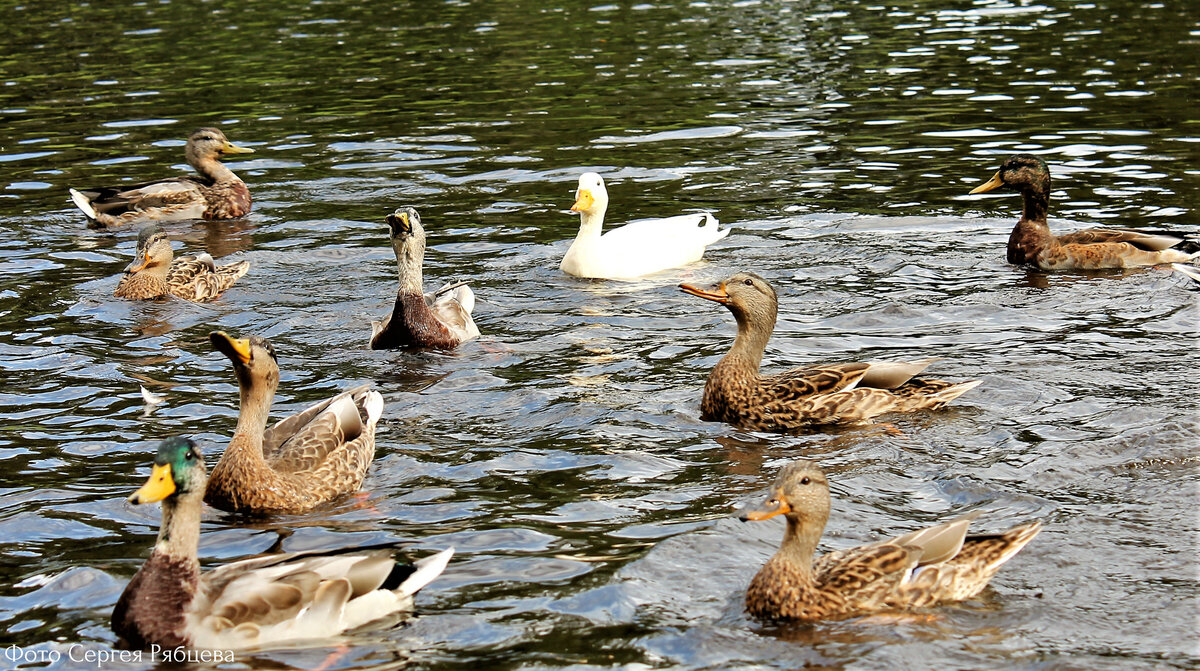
[363,390,384,428]
[926,379,982,408]
[69,188,97,219]
[700,212,731,243]
[395,548,454,598]
[1171,263,1200,283]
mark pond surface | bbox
[0,0,1197,669]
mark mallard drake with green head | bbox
[370,206,480,350]
[70,127,254,229]
[112,436,454,650]
[205,332,382,515]
[740,460,1041,621]
[969,154,1199,270]
[114,225,248,301]
[679,272,979,432]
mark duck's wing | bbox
[429,282,480,342]
[166,255,249,302]
[189,547,453,650]
[70,177,209,227]
[810,543,921,614]
[1057,227,1199,253]
[760,363,870,401]
[261,384,376,471]
[585,213,728,279]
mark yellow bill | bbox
[128,463,175,504]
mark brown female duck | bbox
[114,225,248,301]
[206,331,382,515]
[969,154,1199,270]
[679,272,979,432]
[70,127,254,228]
[741,460,1041,621]
[370,206,480,350]
[114,436,453,650]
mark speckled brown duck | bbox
[114,225,248,301]
[205,331,383,515]
[370,206,480,350]
[740,460,1041,621]
[113,436,454,650]
[70,127,254,228]
[969,154,1199,270]
[679,272,980,432]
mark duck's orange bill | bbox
[571,189,594,212]
[211,331,252,364]
[969,171,1004,195]
[128,463,175,504]
[126,250,151,274]
[679,282,729,304]
[741,496,791,521]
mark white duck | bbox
[560,172,729,279]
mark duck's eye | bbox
[743,278,754,286]
[185,450,196,461]
[800,477,810,485]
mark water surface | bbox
[0,1,1197,669]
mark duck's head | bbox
[970,153,1050,197]
[209,331,279,392]
[384,206,426,290]
[570,172,610,216]
[680,271,778,324]
[128,437,206,505]
[126,225,174,274]
[185,127,254,164]
[738,460,830,529]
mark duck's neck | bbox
[720,309,775,374]
[229,373,274,460]
[192,156,239,184]
[153,492,203,564]
[394,243,425,293]
[774,516,820,578]
[1019,181,1050,225]
[573,207,607,245]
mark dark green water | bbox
[0,1,1197,669]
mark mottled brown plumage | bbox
[70,127,254,228]
[679,272,979,432]
[370,207,480,350]
[969,154,1198,270]
[113,437,453,650]
[205,331,383,515]
[741,460,1041,621]
[114,225,248,301]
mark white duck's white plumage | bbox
[560,172,729,279]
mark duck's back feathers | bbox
[74,178,211,228]
[428,281,481,342]
[165,255,249,302]
[1057,228,1200,254]
[565,212,728,279]
[261,385,380,479]
[185,546,453,650]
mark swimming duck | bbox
[561,172,729,279]
[370,207,480,350]
[969,154,1199,270]
[114,225,249,301]
[679,272,979,432]
[113,436,453,650]
[741,460,1041,621]
[70,127,254,229]
[206,331,382,515]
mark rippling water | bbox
[1,1,1197,669]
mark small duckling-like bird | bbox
[113,436,454,650]
[561,172,729,279]
[740,460,1041,621]
[70,127,255,228]
[370,206,480,350]
[206,331,383,515]
[114,225,249,301]
[680,272,979,432]
[969,154,1199,270]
